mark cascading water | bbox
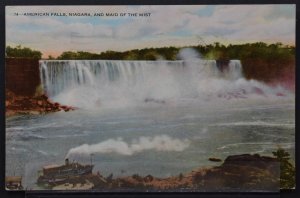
[39,59,290,109]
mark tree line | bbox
[6,45,42,59]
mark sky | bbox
[6,5,296,58]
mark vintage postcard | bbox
[5,5,295,191]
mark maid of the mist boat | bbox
[37,158,94,186]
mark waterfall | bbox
[39,59,288,109]
[40,60,242,96]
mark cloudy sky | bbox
[6,5,295,58]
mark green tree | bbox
[143,51,159,60]
[272,148,295,189]
[48,55,55,60]
[57,51,79,59]
[6,45,42,59]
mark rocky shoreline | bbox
[6,90,76,117]
[43,153,294,191]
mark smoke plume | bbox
[66,135,190,158]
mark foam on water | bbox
[217,142,294,150]
[212,121,295,128]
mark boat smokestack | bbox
[65,158,69,166]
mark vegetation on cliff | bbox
[6,45,42,59]
[272,148,295,189]
[57,47,179,60]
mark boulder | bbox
[37,100,43,106]
[223,154,278,169]
[40,94,48,100]
[144,175,154,182]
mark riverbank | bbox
[41,152,294,191]
[5,90,76,117]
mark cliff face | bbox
[5,58,41,96]
[5,58,75,117]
